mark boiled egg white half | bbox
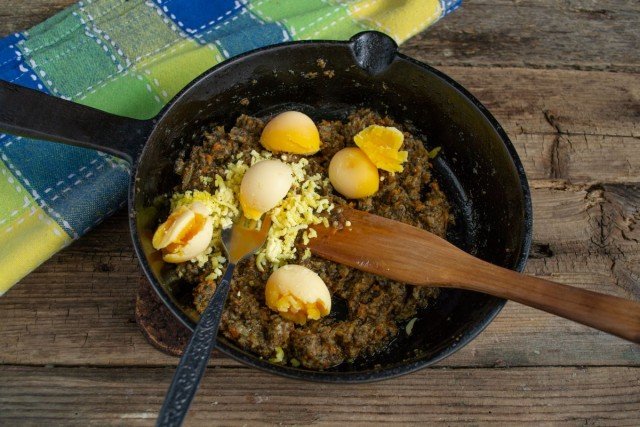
[152,201,214,263]
[239,159,293,220]
[265,264,331,324]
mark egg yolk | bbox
[260,111,321,155]
[328,147,379,199]
[354,125,408,174]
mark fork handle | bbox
[156,262,236,427]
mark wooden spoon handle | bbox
[308,207,640,343]
[452,258,640,343]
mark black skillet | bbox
[0,32,532,383]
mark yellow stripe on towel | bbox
[0,163,71,294]
[348,0,442,43]
[0,208,71,294]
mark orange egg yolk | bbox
[354,125,408,174]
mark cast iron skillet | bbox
[0,31,532,382]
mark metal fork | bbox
[157,215,272,427]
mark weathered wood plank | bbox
[513,133,640,182]
[434,67,640,183]
[3,0,639,73]
[2,181,639,368]
[1,1,637,424]
[438,66,640,140]
[0,365,639,425]
[404,0,640,72]
[0,0,74,35]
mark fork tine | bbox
[223,213,272,263]
[261,215,272,232]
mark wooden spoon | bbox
[308,207,640,343]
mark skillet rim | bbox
[129,32,533,383]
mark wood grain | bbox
[1,365,639,426]
[1,0,639,424]
[0,0,75,35]
[403,0,640,72]
[439,67,640,139]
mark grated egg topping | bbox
[170,150,333,281]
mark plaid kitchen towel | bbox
[0,0,462,294]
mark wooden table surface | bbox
[1,1,639,425]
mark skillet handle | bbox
[0,79,154,164]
